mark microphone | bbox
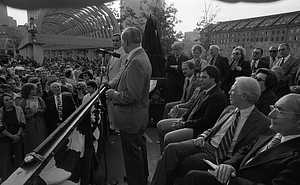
[99,48,120,58]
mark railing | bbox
[3,85,108,185]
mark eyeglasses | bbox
[252,51,261,54]
[269,50,277,53]
[278,48,286,52]
[232,53,241,55]
[254,76,266,82]
[270,105,300,115]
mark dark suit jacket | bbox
[44,93,76,134]
[255,88,277,116]
[182,85,229,138]
[254,58,269,72]
[279,55,300,84]
[111,48,152,134]
[165,54,189,102]
[229,58,251,88]
[211,55,230,92]
[202,105,270,158]
[289,61,300,86]
[226,129,300,185]
[261,56,278,69]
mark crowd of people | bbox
[151,41,300,185]
[1,24,300,185]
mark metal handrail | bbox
[3,85,108,185]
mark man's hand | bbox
[208,164,236,184]
[171,120,184,130]
[106,89,115,100]
[193,136,205,148]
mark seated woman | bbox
[254,68,278,115]
[0,93,26,181]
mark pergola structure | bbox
[18,4,120,64]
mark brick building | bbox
[201,11,300,59]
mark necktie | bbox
[270,58,276,68]
[175,56,179,63]
[260,133,282,153]
[210,57,215,65]
[215,110,240,160]
[187,91,206,120]
[251,61,256,73]
[278,58,285,67]
[56,95,63,121]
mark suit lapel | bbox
[241,135,300,169]
[235,108,259,144]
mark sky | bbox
[6,0,300,33]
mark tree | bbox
[118,0,183,55]
[196,0,220,52]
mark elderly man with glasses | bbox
[177,93,300,185]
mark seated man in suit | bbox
[163,60,200,119]
[250,47,269,75]
[151,76,270,185]
[157,65,229,153]
[44,82,76,134]
[261,45,279,69]
[168,67,203,118]
[178,93,300,185]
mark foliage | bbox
[196,0,220,51]
[117,0,183,55]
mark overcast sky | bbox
[7,0,300,33]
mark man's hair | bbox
[201,65,220,84]
[210,45,220,51]
[279,43,290,50]
[122,27,142,44]
[65,69,72,78]
[86,80,97,89]
[256,68,278,89]
[235,77,261,104]
[194,67,201,74]
[50,82,61,89]
[112,33,121,38]
[271,66,285,77]
[171,41,184,50]
[182,60,195,70]
[29,17,34,21]
[254,47,264,55]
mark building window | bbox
[260,38,263,42]
[265,37,268,41]
[271,37,274,41]
[296,29,300,33]
[282,30,285,34]
[281,37,285,41]
[277,30,280,34]
[251,38,253,42]
[243,38,245,42]
[276,37,279,41]
[290,29,294,33]
[272,30,275,34]
[256,38,259,42]
[289,37,292,41]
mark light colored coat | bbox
[111,48,152,134]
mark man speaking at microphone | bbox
[106,33,128,134]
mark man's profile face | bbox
[268,95,299,136]
[229,82,244,107]
[182,63,193,78]
[278,44,290,58]
[199,71,214,90]
[86,86,96,94]
[252,49,262,60]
